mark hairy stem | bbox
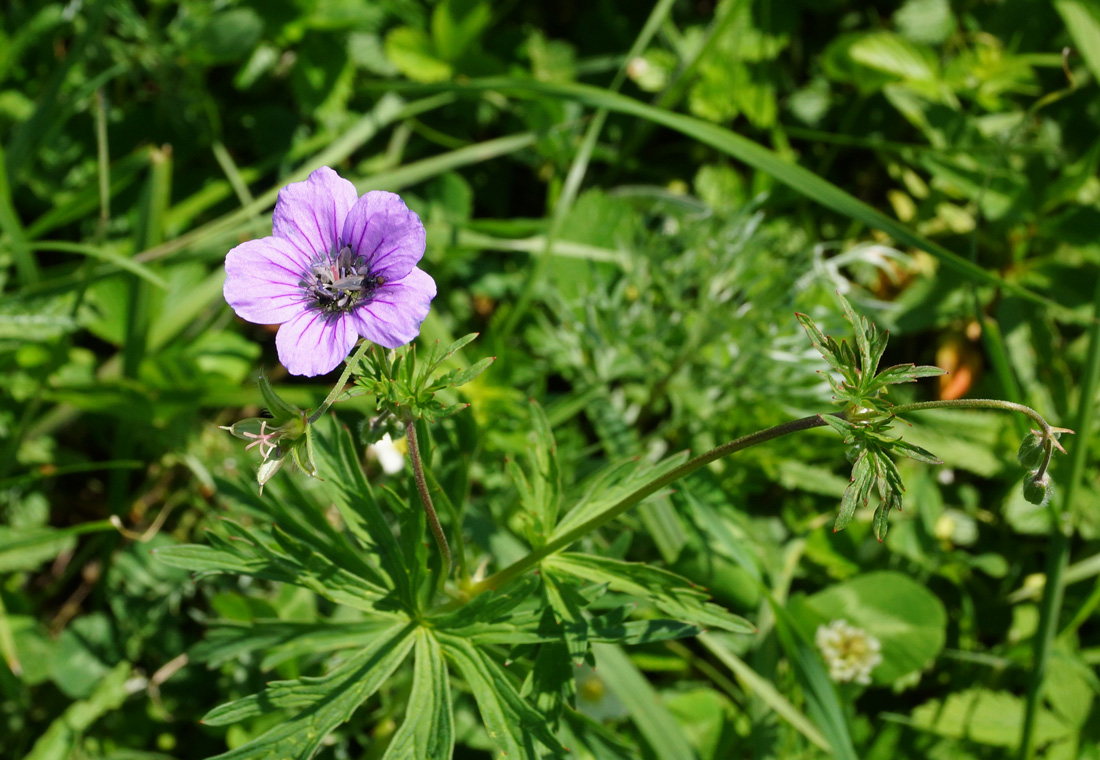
[462,414,830,599]
[405,418,452,586]
[307,340,373,424]
[890,398,1065,477]
[437,396,1065,613]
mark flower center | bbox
[300,244,385,314]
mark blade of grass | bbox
[135,93,454,264]
[4,0,106,184]
[1019,266,1100,759]
[0,143,37,284]
[768,596,858,760]
[109,146,171,514]
[499,0,677,339]
[618,0,745,165]
[376,78,1073,320]
[1055,0,1100,84]
[699,633,831,752]
[28,242,166,288]
[94,89,110,242]
[24,147,154,240]
[592,643,697,760]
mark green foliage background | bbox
[1,0,1099,758]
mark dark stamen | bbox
[300,244,383,315]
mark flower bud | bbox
[1022,473,1053,507]
[1016,432,1045,470]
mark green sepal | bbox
[258,370,301,423]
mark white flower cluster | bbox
[815,619,883,685]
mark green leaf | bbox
[795,312,846,374]
[908,688,1075,748]
[869,363,946,388]
[510,401,562,547]
[382,630,454,760]
[890,438,942,465]
[311,417,414,607]
[432,355,495,390]
[153,531,391,613]
[1054,0,1100,87]
[192,619,402,671]
[437,632,568,758]
[385,27,451,83]
[202,623,416,759]
[0,522,114,573]
[546,553,755,634]
[431,0,491,62]
[542,572,588,665]
[848,32,939,82]
[834,450,874,533]
[551,450,690,540]
[802,571,947,684]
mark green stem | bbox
[307,340,373,424]
[405,418,452,586]
[463,414,829,598]
[442,396,1063,611]
[422,463,468,588]
[890,398,1063,478]
[1019,273,1100,759]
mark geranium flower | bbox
[224,167,436,376]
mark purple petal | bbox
[341,191,426,282]
[273,167,358,262]
[275,309,358,377]
[350,267,436,348]
[224,237,310,324]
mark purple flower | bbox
[223,167,436,376]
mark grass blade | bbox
[379,78,1071,319]
[698,633,831,752]
[592,642,697,760]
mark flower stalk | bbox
[439,396,1065,611]
[405,417,452,586]
[307,339,374,424]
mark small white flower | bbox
[369,433,406,474]
[815,619,883,685]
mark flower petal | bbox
[224,237,310,324]
[350,267,436,348]
[273,167,358,263]
[275,309,358,377]
[341,191,426,282]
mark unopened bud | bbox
[1016,432,1045,470]
[1022,473,1053,507]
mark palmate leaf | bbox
[202,622,416,760]
[436,632,569,759]
[310,417,415,608]
[545,553,755,634]
[542,571,589,665]
[834,449,875,533]
[509,401,563,548]
[382,630,455,760]
[191,618,404,671]
[153,533,390,613]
